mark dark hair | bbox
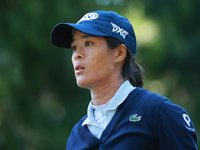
[104,36,143,88]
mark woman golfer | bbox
[51,10,197,150]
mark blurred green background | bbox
[0,0,199,149]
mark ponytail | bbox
[123,50,143,88]
[104,36,143,88]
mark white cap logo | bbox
[111,22,129,39]
[77,12,99,24]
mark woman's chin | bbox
[76,80,90,89]
[76,79,96,89]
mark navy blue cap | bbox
[51,10,137,55]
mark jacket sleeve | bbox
[155,99,198,150]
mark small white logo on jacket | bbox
[182,113,195,132]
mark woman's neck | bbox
[90,77,124,106]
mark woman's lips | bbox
[75,65,85,74]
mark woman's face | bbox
[71,30,118,89]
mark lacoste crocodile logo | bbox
[129,114,142,122]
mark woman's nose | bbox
[73,47,84,60]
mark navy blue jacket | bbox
[66,88,198,150]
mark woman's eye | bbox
[85,42,92,46]
[71,46,77,51]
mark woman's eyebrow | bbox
[71,35,93,44]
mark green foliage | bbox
[0,0,199,149]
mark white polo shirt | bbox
[82,80,135,139]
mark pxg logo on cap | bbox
[111,22,129,39]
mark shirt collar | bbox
[107,80,135,110]
[82,80,135,126]
[82,102,95,126]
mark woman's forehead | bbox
[72,30,102,43]
[73,30,95,38]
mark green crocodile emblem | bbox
[129,114,142,122]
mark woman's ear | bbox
[115,44,127,63]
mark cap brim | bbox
[50,23,109,48]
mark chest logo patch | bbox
[129,114,142,122]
